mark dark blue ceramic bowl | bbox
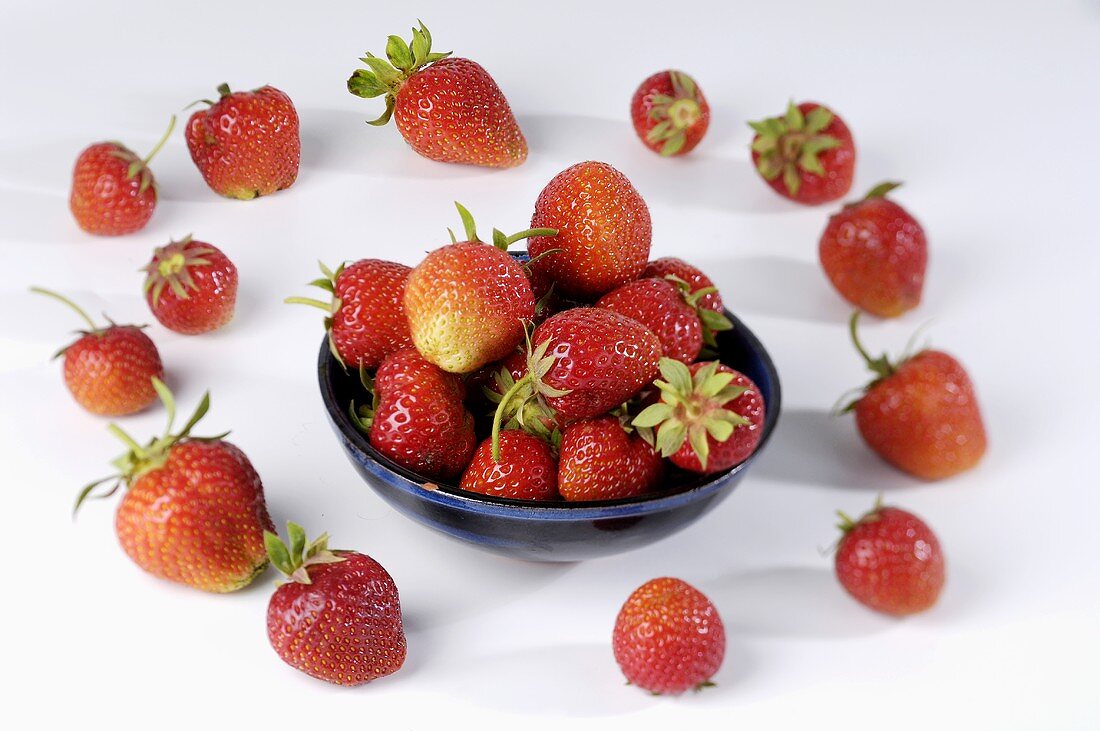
[318,303,781,562]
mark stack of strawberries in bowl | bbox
[294,160,781,561]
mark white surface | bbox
[2,0,1097,727]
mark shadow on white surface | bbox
[752,408,916,491]
[722,255,853,323]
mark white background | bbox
[1,0,1097,727]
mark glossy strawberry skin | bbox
[557,417,663,501]
[115,440,274,592]
[836,506,945,616]
[529,162,652,300]
[597,278,702,363]
[613,577,725,694]
[671,364,765,474]
[460,431,559,501]
[854,351,986,480]
[751,101,855,205]
[404,242,534,373]
[820,196,927,317]
[643,257,724,312]
[332,260,413,370]
[145,240,237,334]
[186,85,300,199]
[369,348,477,480]
[267,551,406,685]
[394,58,526,168]
[69,143,157,235]
[62,326,163,415]
[532,308,662,422]
[630,71,710,156]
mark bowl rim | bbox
[318,307,782,519]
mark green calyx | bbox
[141,235,218,306]
[632,358,749,470]
[749,101,841,196]
[646,71,704,156]
[661,274,733,347]
[835,494,885,534]
[488,329,571,462]
[349,365,380,434]
[483,360,559,445]
[285,260,347,368]
[264,521,345,586]
[347,21,453,126]
[107,115,176,196]
[449,201,558,252]
[31,286,145,359]
[75,378,227,515]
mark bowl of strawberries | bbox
[305,162,781,561]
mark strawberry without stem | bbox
[186,83,300,200]
[750,101,855,205]
[558,415,663,501]
[33,287,163,416]
[844,313,986,480]
[613,577,725,695]
[347,22,526,168]
[631,70,710,157]
[820,182,927,318]
[69,116,175,236]
[265,523,406,686]
[143,235,238,334]
[78,380,273,592]
[287,259,412,370]
[529,161,653,300]
[835,501,945,616]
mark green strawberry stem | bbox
[285,261,346,367]
[217,83,232,98]
[142,115,177,166]
[848,311,896,379]
[264,521,345,585]
[30,286,100,333]
[452,201,557,250]
[490,373,534,461]
[864,181,902,200]
[835,494,885,533]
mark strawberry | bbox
[185,83,300,199]
[528,161,652,300]
[347,22,526,168]
[287,259,412,370]
[265,523,406,685]
[749,101,855,205]
[69,116,175,236]
[142,235,238,334]
[630,70,710,156]
[819,182,927,318]
[77,380,273,592]
[596,277,732,362]
[843,313,986,480]
[460,431,560,501]
[642,257,724,313]
[558,416,663,501]
[351,348,477,481]
[634,358,765,474]
[32,287,163,416]
[835,500,945,616]
[479,351,559,440]
[403,204,555,373]
[613,577,725,694]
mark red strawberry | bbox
[347,23,526,168]
[844,314,986,479]
[631,70,710,156]
[185,83,300,199]
[265,523,406,685]
[820,182,927,318]
[613,577,725,694]
[351,348,477,480]
[287,259,412,370]
[460,431,559,501]
[597,277,732,362]
[642,257,724,313]
[835,501,945,616]
[528,161,652,300]
[77,381,274,592]
[634,358,765,474]
[33,287,163,416]
[403,204,554,373]
[142,235,237,334]
[69,116,175,236]
[557,416,663,501]
[749,101,855,205]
